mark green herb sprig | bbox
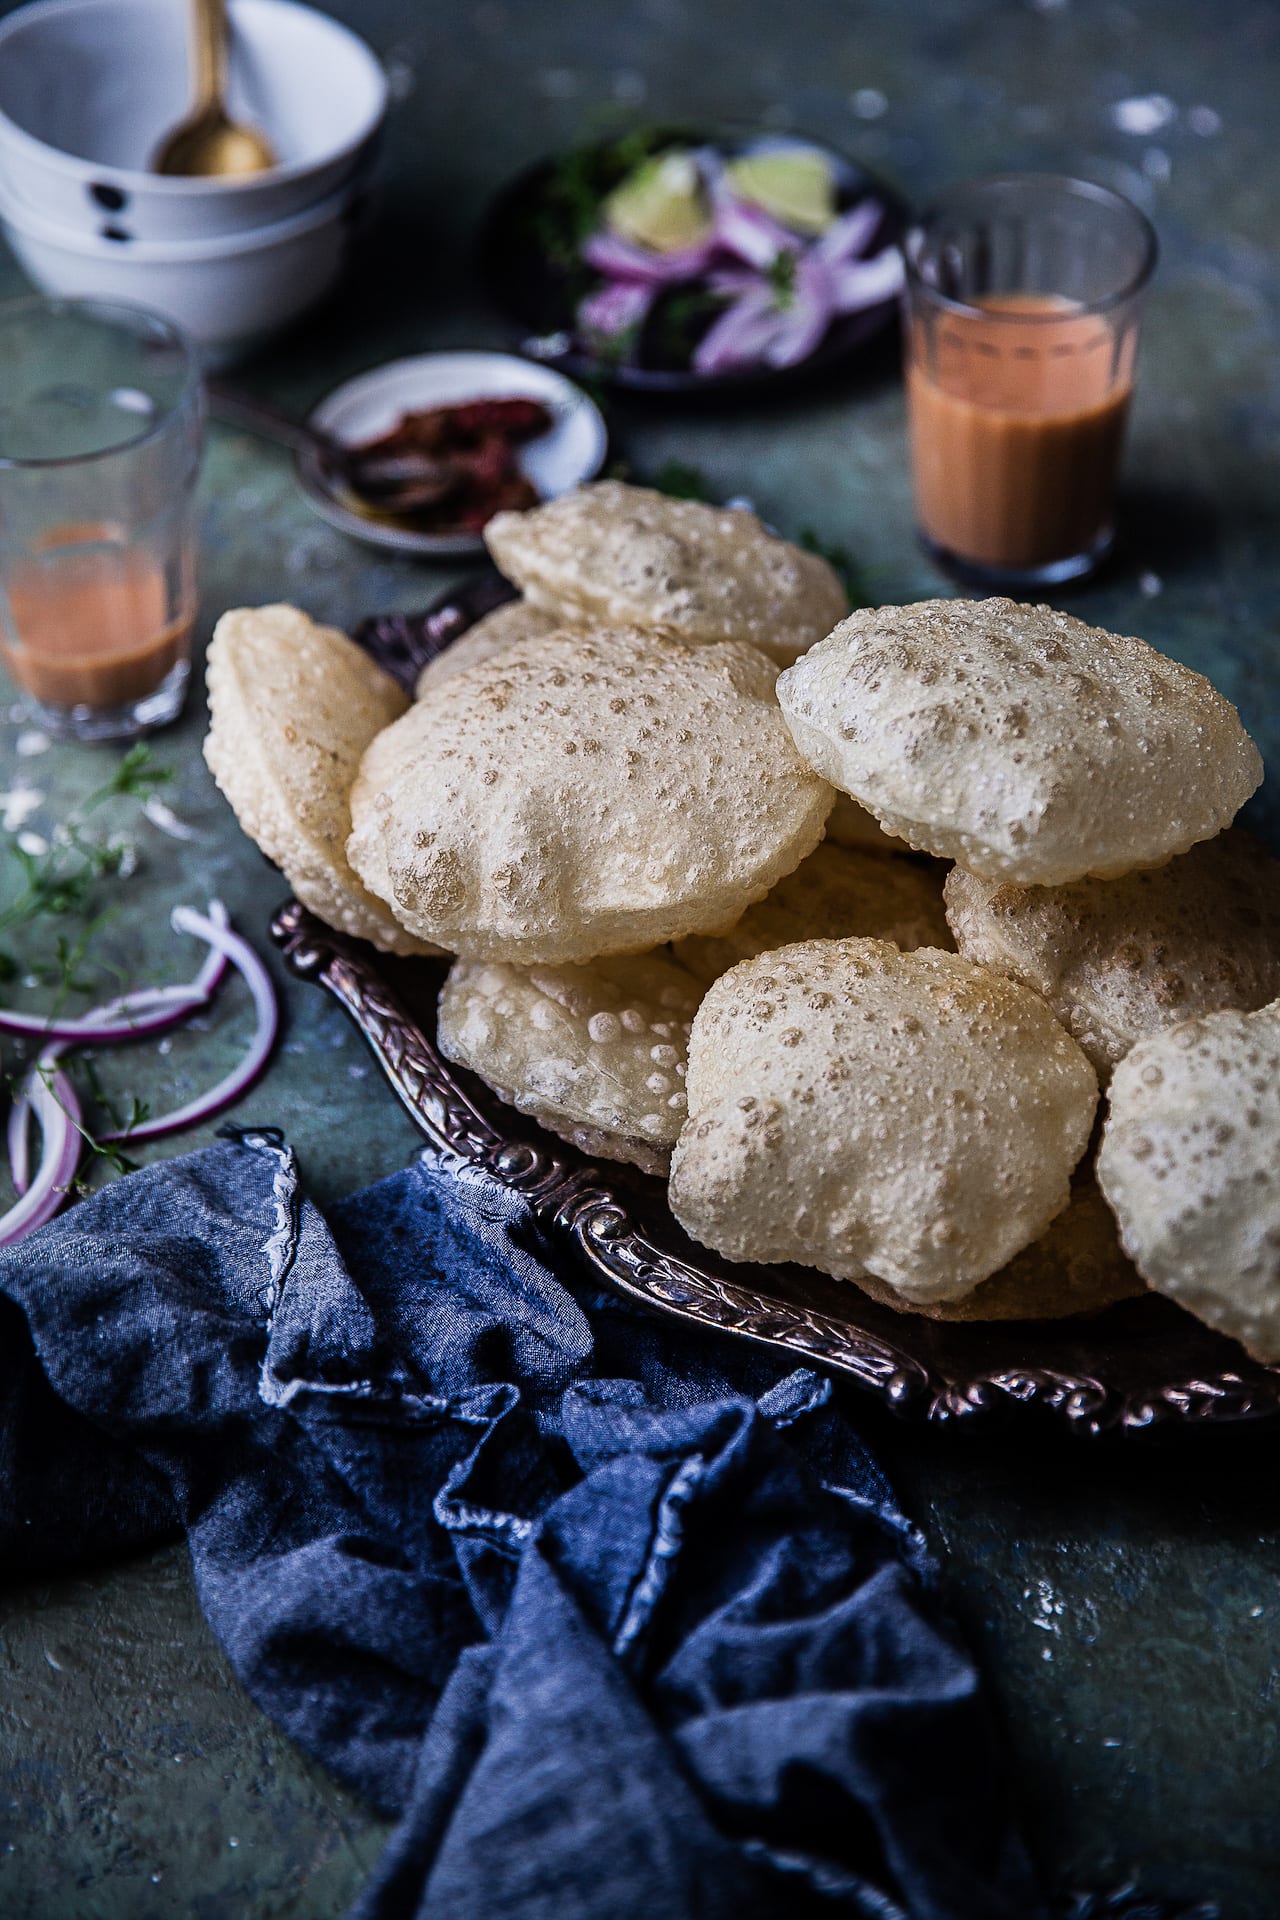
[0,744,172,995]
[2,744,174,1195]
[70,1056,148,1178]
[534,126,665,269]
[766,250,797,309]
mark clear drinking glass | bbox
[0,296,204,741]
[903,174,1157,589]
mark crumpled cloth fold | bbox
[0,1130,1044,1920]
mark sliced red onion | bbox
[0,1064,82,1248]
[2,902,274,1236]
[1,982,204,1047]
[708,177,800,270]
[704,266,763,297]
[0,899,230,1043]
[581,229,717,284]
[814,199,884,265]
[580,170,902,378]
[183,899,232,991]
[692,285,787,376]
[7,990,211,1196]
[6,900,240,1193]
[763,297,835,370]
[832,247,906,312]
[759,251,840,369]
[98,905,278,1143]
[7,1079,32,1196]
[577,279,656,338]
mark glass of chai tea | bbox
[903,174,1156,589]
[0,297,203,741]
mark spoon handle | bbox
[205,381,331,460]
[189,0,230,117]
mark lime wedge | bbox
[604,150,711,253]
[725,146,837,234]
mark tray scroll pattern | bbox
[272,901,1280,1434]
[274,901,933,1408]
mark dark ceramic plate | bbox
[479,125,908,395]
[271,576,1280,1434]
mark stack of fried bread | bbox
[204,481,1280,1354]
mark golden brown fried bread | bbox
[437,843,947,1172]
[776,598,1262,885]
[437,950,703,1175]
[1096,1003,1280,1362]
[485,480,847,667]
[668,939,1098,1304]
[853,1171,1145,1321]
[945,830,1280,1078]
[348,626,832,965]
[414,599,563,700]
[674,841,951,983]
[204,604,438,956]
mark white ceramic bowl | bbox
[0,171,366,364]
[299,352,610,558]
[0,0,386,244]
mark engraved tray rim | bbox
[270,576,1280,1437]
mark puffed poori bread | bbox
[674,841,951,984]
[204,604,438,957]
[484,480,848,668]
[823,790,909,855]
[1096,1004,1280,1362]
[945,830,1280,1078]
[852,1171,1145,1321]
[348,626,832,965]
[669,939,1098,1304]
[414,599,563,701]
[438,950,703,1176]
[437,845,947,1173]
[776,598,1262,886]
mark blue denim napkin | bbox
[0,1128,1045,1919]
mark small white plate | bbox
[297,350,609,558]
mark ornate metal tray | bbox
[272,577,1280,1436]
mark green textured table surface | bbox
[2,1,1279,1914]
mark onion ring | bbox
[97,905,279,1143]
[0,1064,82,1248]
[0,900,229,1042]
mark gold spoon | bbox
[153,0,277,178]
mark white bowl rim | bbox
[296,351,611,558]
[0,0,388,197]
[0,164,364,258]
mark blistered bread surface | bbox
[945,829,1280,1077]
[668,937,1098,1303]
[414,599,563,700]
[438,949,703,1172]
[347,626,832,965]
[776,598,1262,885]
[485,479,848,667]
[1096,1003,1280,1362]
[852,1170,1144,1321]
[203,603,437,956]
